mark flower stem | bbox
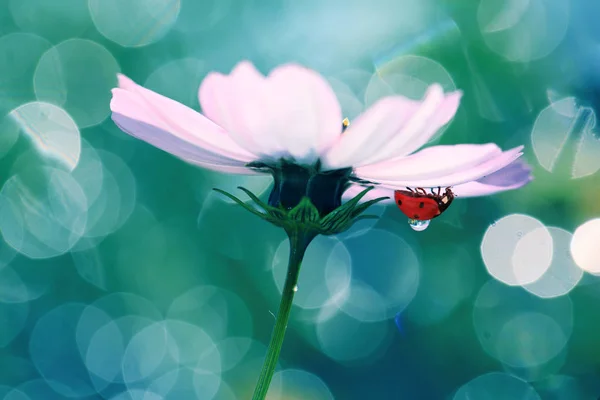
[251,229,313,400]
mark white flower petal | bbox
[354,144,524,188]
[110,74,256,167]
[199,61,342,164]
[321,84,461,169]
[362,90,462,165]
[112,113,256,174]
[452,159,532,197]
[344,159,532,203]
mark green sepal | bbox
[288,197,320,223]
[214,185,389,237]
[212,188,268,219]
[350,197,389,218]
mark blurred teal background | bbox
[1,0,600,399]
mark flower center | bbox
[249,160,352,217]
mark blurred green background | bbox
[1,0,600,399]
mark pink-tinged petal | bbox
[363,90,462,165]
[322,84,461,170]
[199,61,342,163]
[356,143,502,180]
[111,74,256,164]
[452,159,533,197]
[112,114,256,174]
[198,62,269,156]
[354,144,524,188]
[343,159,531,205]
[321,96,423,169]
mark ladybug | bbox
[394,187,455,221]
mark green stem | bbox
[251,230,313,400]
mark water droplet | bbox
[293,285,298,292]
[408,219,430,231]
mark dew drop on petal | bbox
[408,219,430,231]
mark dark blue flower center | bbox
[248,160,352,217]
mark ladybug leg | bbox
[406,187,415,193]
[437,187,441,196]
[416,187,427,195]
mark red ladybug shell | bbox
[394,188,454,221]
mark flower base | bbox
[213,186,388,237]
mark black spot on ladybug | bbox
[397,200,402,205]
[419,202,424,208]
[413,214,419,219]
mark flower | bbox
[110,61,531,231]
[109,60,533,399]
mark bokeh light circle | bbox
[267,369,334,400]
[78,150,137,239]
[365,55,456,144]
[0,167,88,259]
[477,0,569,62]
[12,379,74,400]
[454,372,541,399]
[481,214,552,286]
[145,58,208,109]
[117,319,222,399]
[0,33,52,113]
[0,114,21,160]
[9,102,81,170]
[30,303,97,397]
[316,308,390,363]
[0,266,39,304]
[109,389,163,400]
[473,279,573,370]
[404,248,475,326]
[337,229,420,322]
[88,0,181,47]
[8,0,91,42]
[167,285,253,341]
[531,97,600,178]
[522,227,583,298]
[174,0,231,33]
[34,39,120,128]
[0,301,29,347]
[536,375,596,399]
[272,236,351,310]
[571,218,600,274]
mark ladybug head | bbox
[436,187,455,213]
